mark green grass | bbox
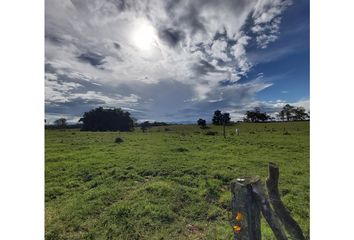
[45,122,309,240]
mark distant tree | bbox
[221,113,231,125]
[244,108,270,122]
[197,118,207,128]
[278,110,286,121]
[278,104,309,121]
[293,107,309,121]
[54,118,67,128]
[79,107,134,131]
[245,111,256,122]
[258,112,270,122]
[221,113,231,138]
[212,110,223,125]
[282,104,295,121]
[131,117,138,127]
[140,121,151,133]
[150,121,168,126]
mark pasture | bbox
[45,122,309,240]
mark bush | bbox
[173,147,189,152]
[205,131,218,136]
[115,137,124,143]
[80,107,134,131]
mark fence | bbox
[230,162,305,240]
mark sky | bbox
[45,0,309,123]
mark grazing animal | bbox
[235,128,240,136]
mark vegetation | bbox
[54,118,67,128]
[212,110,231,125]
[140,121,151,133]
[197,118,207,128]
[278,104,309,121]
[45,121,309,240]
[79,107,134,131]
[244,107,271,123]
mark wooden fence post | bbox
[266,163,305,240]
[230,177,261,240]
[252,180,288,240]
[230,163,306,240]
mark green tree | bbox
[278,110,285,121]
[222,113,230,138]
[212,110,223,125]
[244,108,270,122]
[54,118,67,128]
[140,121,151,133]
[278,104,309,121]
[197,118,207,128]
[293,107,309,121]
[283,104,295,121]
[79,107,134,131]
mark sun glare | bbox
[132,20,156,51]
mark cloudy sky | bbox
[45,0,309,123]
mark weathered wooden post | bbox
[230,163,306,240]
[230,177,261,240]
[252,180,288,240]
[266,163,305,240]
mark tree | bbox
[258,112,270,122]
[212,110,231,137]
[197,118,206,128]
[293,107,309,121]
[221,113,231,125]
[278,110,285,121]
[197,118,207,128]
[212,110,223,125]
[282,104,295,121]
[54,118,67,128]
[79,107,134,131]
[140,121,151,133]
[244,108,270,122]
[278,104,309,121]
[221,113,231,138]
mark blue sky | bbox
[45,0,309,123]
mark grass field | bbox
[45,121,309,240]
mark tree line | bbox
[48,104,309,131]
[47,107,169,132]
[197,104,309,127]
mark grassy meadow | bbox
[45,121,309,240]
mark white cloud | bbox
[225,98,310,121]
[252,0,292,48]
[208,40,231,62]
[45,0,296,121]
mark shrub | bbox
[173,147,189,152]
[115,137,124,143]
[205,131,218,136]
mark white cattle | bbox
[235,128,240,136]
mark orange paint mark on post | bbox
[233,225,241,233]
[235,212,243,221]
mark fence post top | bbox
[231,176,260,188]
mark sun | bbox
[132,20,157,51]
